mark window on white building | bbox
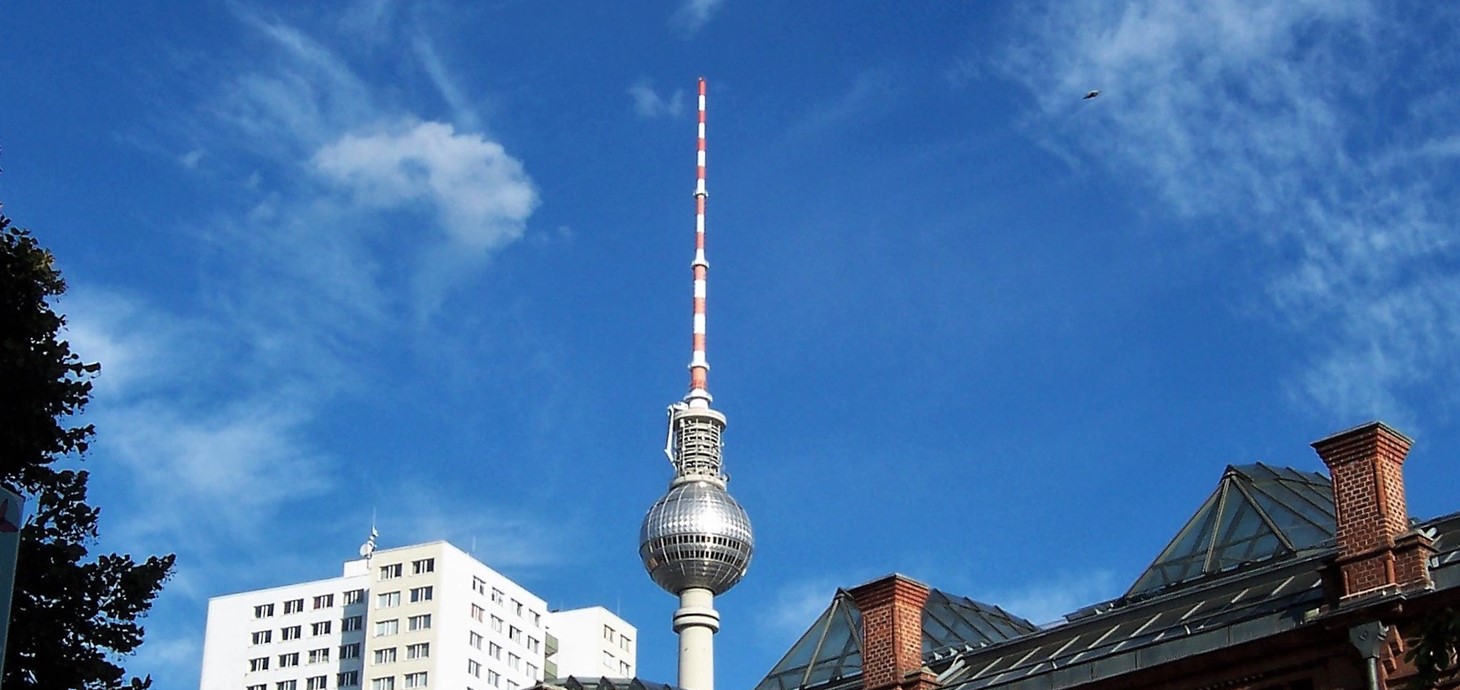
[526,663,538,678]
[404,672,428,689]
[251,630,272,645]
[489,642,501,659]
[343,589,365,605]
[312,621,332,636]
[487,671,500,688]
[343,615,363,632]
[277,681,297,690]
[338,671,360,688]
[512,600,523,617]
[468,660,482,677]
[255,604,275,619]
[282,625,302,641]
[603,625,614,642]
[308,648,330,664]
[379,563,403,580]
[284,598,305,614]
[509,626,521,643]
[408,614,432,631]
[371,678,395,690]
[530,611,541,627]
[509,653,520,671]
[491,616,503,632]
[469,631,483,649]
[374,647,397,664]
[409,586,433,603]
[473,577,487,594]
[314,594,334,609]
[249,657,270,672]
[307,677,328,690]
[279,652,300,667]
[249,685,267,690]
[375,619,399,637]
[406,642,429,660]
[491,589,504,605]
[412,558,434,574]
[340,643,361,659]
[377,591,401,609]
[471,604,485,622]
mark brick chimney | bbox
[848,574,938,690]
[1312,421,1435,602]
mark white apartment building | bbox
[201,541,635,690]
[544,608,636,679]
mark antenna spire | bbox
[687,77,711,409]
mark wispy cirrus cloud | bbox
[976,570,1120,626]
[671,0,725,36]
[69,10,551,685]
[388,483,571,571]
[994,1,1460,423]
[757,575,852,641]
[64,289,332,551]
[627,79,686,119]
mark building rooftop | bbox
[753,462,1460,690]
[755,588,1038,690]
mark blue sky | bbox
[4,1,1460,687]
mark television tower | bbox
[639,78,754,690]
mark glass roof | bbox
[1126,463,1335,596]
[753,589,1039,690]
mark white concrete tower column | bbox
[673,587,720,690]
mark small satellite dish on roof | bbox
[359,525,379,559]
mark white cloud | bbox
[627,79,686,119]
[758,574,862,641]
[995,1,1460,420]
[977,570,1121,626]
[671,0,724,35]
[412,34,482,132]
[386,485,569,571]
[313,121,539,252]
[212,13,375,157]
[103,398,329,539]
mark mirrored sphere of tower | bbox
[639,480,754,595]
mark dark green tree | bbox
[1408,606,1460,689]
[0,210,175,689]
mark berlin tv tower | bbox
[638,78,755,690]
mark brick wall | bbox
[848,575,933,690]
[1311,421,1432,600]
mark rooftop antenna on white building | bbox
[358,513,378,561]
[639,77,755,690]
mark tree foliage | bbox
[1408,606,1460,690]
[0,211,175,689]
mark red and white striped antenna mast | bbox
[687,76,712,409]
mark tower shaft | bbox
[674,587,720,690]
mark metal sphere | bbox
[639,480,754,595]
